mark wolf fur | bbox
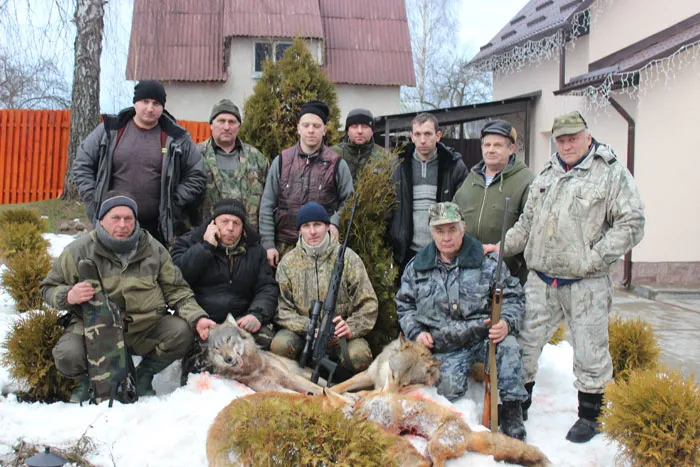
[206,390,550,467]
[206,320,323,395]
[331,334,441,393]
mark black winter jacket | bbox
[389,142,468,267]
[170,219,278,325]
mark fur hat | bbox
[133,80,166,106]
[212,199,246,224]
[345,108,374,131]
[209,99,242,124]
[299,100,329,124]
[98,191,138,220]
[296,202,330,230]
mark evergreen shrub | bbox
[608,315,660,382]
[601,368,700,466]
[0,207,48,232]
[0,222,49,261]
[240,37,341,160]
[1,308,75,402]
[2,250,52,312]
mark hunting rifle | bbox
[482,197,510,432]
[298,195,359,386]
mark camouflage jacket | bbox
[330,139,387,181]
[503,140,645,279]
[275,235,378,338]
[396,234,524,354]
[197,137,269,228]
[40,230,207,334]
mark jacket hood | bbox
[103,107,187,139]
[192,216,261,248]
[412,233,484,272]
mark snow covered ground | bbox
[0,234,621,466]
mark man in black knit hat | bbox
[72,80,205,246]
[330,108,388,181]
[259,100,354,268]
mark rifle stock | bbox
[482,197,510,432]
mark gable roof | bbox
[126,0,415,86]
[470,0,591,64]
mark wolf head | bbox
[206,320,257,372]
[390,334,441,388]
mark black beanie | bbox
[98,191,138,220]
[299,100,329,124]
[133,80,166,106]
[345,108,374,131]
[209,99,242,124]
[296,202,330,230]
[212,199,246,224]
[481,119,517,143]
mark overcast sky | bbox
[2,0,530,114]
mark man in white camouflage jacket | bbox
[485,111,645,443]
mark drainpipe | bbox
[607,97,635,288]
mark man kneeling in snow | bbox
[396,202,528,440]
[40,192,216,403]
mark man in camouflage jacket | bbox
[270,202,378,373]
[488,111,645,443]
[330,108,387,181]
[197,99,269,230]
[41,192,216,403]
[397,202,527,440]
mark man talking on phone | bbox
[171,199,278,380]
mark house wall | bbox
[589,0,700,64]
[161,37,401,125]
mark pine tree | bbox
[240,37,341,160]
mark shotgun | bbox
[482,197,510,432]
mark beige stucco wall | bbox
[162,37,401,125]
[589,0,700,64]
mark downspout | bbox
[607,97,635,288]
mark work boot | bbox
[566,391,603,443]
[522,381,535,421]
[136,354,174,397]
[69,376,90,404]
[500,401,527,440]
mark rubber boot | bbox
[522,381,535,421]
[500,401,527,440]
[136,354,174,397]
[566,391,603,443]
[69,375,90,404]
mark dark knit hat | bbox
[345,108,374,131]
[209,99,242,124]
[481,119,517,143]
[212,199,246,224]
[296,202,330,230]
[133,80,166,106]
[98,191,138,220]
[299,100,329,124]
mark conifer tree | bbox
[240,37,341,159]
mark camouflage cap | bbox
[552,111,588,138]
[428,202,463,226]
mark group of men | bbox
[41,79,645,446]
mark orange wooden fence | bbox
[0,109,211,205]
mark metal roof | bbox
[126,0,415,86]
[470,0,591,64]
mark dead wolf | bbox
[206,390,551,467]
[206,320,323,395]
[331,334,441,393]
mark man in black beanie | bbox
[72,79,205,246]
[330,108,388,181]
[259,100,354,268]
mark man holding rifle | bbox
[270,202,378,374]
[396,202,527,440]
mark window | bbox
[254,41,292,73]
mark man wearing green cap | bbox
[485,111,645,443]
[197,99,269,230]
[396,202,527,440]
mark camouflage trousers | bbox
[520,271,613,394]
[434,335,527,402]
[53,315,193,379]
[269,328,373,373]
[275,241,296,264]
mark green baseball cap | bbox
[551,111,588,138]
[428,202,463,226]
